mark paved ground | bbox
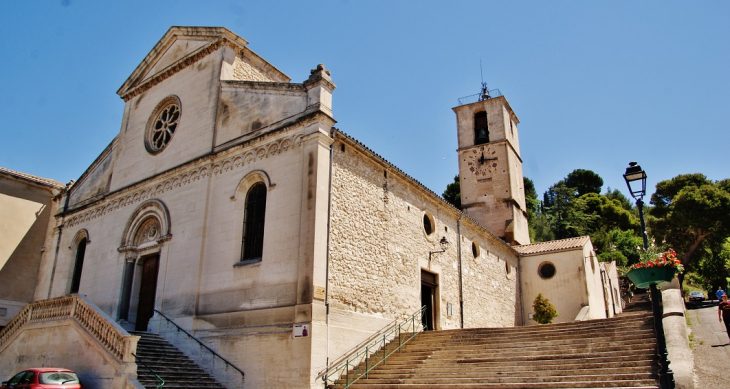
[685,298,730,388]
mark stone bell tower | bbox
[454,86,530,246]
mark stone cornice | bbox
[119,37,237,102]
[63,130,306,229]
[220,80,307,94]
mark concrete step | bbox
[344,380,659,389]
[330,312,660,389]
[131,331,226,389]
[358,359,657,375]
[340,371,656,384]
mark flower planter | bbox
[626,266,677,289]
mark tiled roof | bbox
[514,236,591,256]
[0,167,65,189]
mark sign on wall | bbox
[293,324,309,338]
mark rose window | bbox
[145,96,181,154]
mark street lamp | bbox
[624,161,649,250]
[623,161,675,389]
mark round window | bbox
[538,262,556,279]
[423,213,434,236]
[145,96,181,154]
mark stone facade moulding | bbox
[231,169,275,200]
[63,133,306,229]
[118,199,172,255]
[69,228,91,249]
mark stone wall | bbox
[0,175,58,326]
[326,133,520,361]
[520,243,607,324]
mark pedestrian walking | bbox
[716,286,726,301]
[718,295,730,343]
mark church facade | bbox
[0,27,620,389]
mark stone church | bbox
[0,27,621,388]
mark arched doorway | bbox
[118,199,171,331]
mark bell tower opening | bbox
[474,111,489,145]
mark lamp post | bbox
[623,161,674,389]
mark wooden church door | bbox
[135,254,160,331]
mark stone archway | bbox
[117,199,171,331]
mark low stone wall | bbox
[662,279,694,389]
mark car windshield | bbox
[691,292,702,295]
[39,372,79,384]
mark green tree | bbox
[524,176,539,222]
[580,193,640,233]
[442,175,461,209]
[595,228,642,267]
[565,169,604,196]
[696,240,730,291]
[543,181,591,239]
[649,174,730,282]
[604,187,633,211]
[532,293,558,324]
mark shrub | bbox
[533,293,558,324]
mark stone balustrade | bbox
[0,294,135,363]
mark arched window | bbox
[241,182,267,261]
[70,238,87,294]
[474,111,489,145]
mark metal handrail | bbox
[133,353,165,388]
[153,309,245,378]
[322,306,427,389]
[457,88,503,106]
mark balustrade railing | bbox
[0,294,133,362]
[321,306,426,389]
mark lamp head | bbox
[439,237,450,251]
[623,161,647,200]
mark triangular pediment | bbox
[146,38,212,78]
[117,27,291,101]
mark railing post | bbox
[650,284,675,389]
[365,346,369,379]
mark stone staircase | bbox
[334,311,660,389]
[130,331,226,389]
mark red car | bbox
[1,368,83,389]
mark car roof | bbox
[20,368,75,373]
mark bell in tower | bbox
[474,111,489,145]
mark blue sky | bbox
[1,1,728,202]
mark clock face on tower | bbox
[466,146,498,178]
